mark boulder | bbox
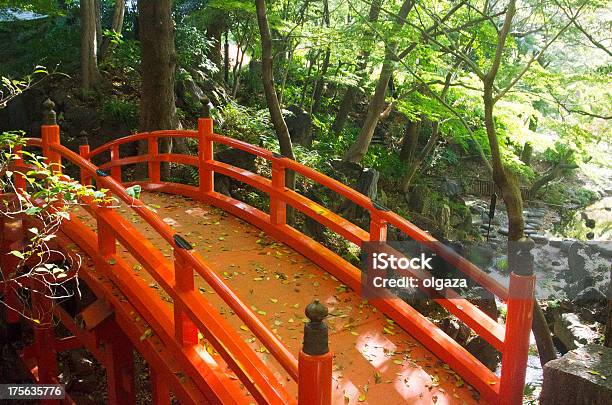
[568,242,591,282]
[540,344,612,405]
[284,105,312,147]
[465,336,500,371]
[442,179,462,197]
[573,287,608,307]
[553,312,599,351]
[438,317,470,345]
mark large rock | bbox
[465,336,500,371]
[540,344,612,405]
[567,242,590,283]
[553,312,599,351]
[284,105,312,147]
[441,179,462,197]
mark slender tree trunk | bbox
[80,0,100,91]
[94,0,102,48]
[299,50,319,109]
[232,41,249,98]
[138,0,177,179]
[331,0,382,134]
[99,0,126,60]
[311,47,330,114]
[332,86,358,134]
[399,119,421,162]
[206,11,225,82]
[224,28,230,84]
[255,0,296,189]
[343,0,413,163]
[278,41,295,106]
[311,0,330,115]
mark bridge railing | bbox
[18,103,536,404]
[21,132,302,404]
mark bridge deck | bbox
[73,191,482,404]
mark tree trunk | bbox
[332,86,358,134]
[311,47,330,115]
[299,50,319,109]
[311,0,330,115]
[224,28,230,84]
[80,0,100,91]
[342,0,413,163]
[94,0,102,49]
[484,84,556,366]
[99,0,126,60]
[331,0,382,134]
[605,265,612,348]
[138,0,177,179]
[399,119,421,162]
[206,11,225,82]
[255,0,296,189]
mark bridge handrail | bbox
[24,136,300,383]
[209,132,509,299]
[83,129,508,299]
[87,130,198,159]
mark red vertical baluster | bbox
[111,145,121,182]
[369,214,388,242]
[79,144,91,186]
[198,100,214,195]
[148,135,160,183]
[173,250,198,346]
[270,159,286,225]
[101,320,136,405]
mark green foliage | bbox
[175,23,217,74]
[102,38,140,82]
[101,97,138,128]
[220,101,273,145]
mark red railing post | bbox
[97,203,117,258]
[270,158,286,225]
[79,132,91,186]
[31,290,59,390]
[499,240,536,405]
[12,145,26,191]
[150,369,170,405]
[369,213,388,242]
[198,100,214,194]
[40,99,61,175]
[298,300,332,405]
[173,248,198,346]
[110,144,121,182]
[148,135,160,183]
[100,319,136,405]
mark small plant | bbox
[101,97,139,127]
[1,130,114,324]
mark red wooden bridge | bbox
[1,102,535,404]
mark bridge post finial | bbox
[42,98,57,125]
[302,299,329,355]
[201,97,213,119]
[509,237,535,276]
[79,130,89,146]
[299,299,332,404]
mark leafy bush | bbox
[175,24,217,74]
[101,97,138,128]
